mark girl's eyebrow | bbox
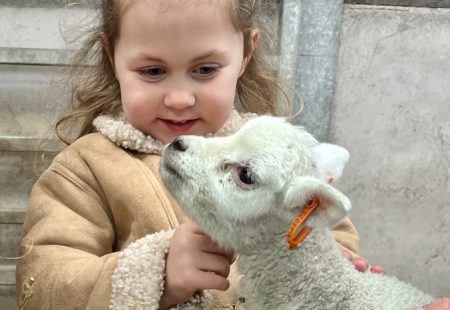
[190,49,229,62]
[135,49,229,64]
[135,53,166,63]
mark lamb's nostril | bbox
[170,138,188,152]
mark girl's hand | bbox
[160,221,234,309]
[342,250,385,274]
[415,298,450,310]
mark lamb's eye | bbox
[238,167,255,185]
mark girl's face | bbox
[112,0,248,144]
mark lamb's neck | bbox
[237,228,355,304]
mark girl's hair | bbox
[55,0,288,145]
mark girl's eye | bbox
[141,67,166,79]
[193,66,218,78]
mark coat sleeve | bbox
[15,149,175,309]
[15,139,229,310]
[16,157,121,309]
[332,216,360,257]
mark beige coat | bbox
[16,112,359,309]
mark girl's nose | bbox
[163,90,195,110]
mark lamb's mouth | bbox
[163,162,183,180]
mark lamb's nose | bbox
[170,138,188,152]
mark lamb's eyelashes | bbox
[219,162,259,189]
[233,166,257,188]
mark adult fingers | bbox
[370,265,385,275]
[420,298,450,310]
[352,257,369,272]
[342,249,353,260]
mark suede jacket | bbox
[16,110,360,309]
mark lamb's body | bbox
[159,116,435,310]
[238,228,432,309]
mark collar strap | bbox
[287,197,320,251]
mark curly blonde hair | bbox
[55,0,288,144]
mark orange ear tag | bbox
[287,197,320,251]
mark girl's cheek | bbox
[212,85,238,110]
[204,77,237,104]
[122,87,157,116]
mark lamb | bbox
[159,115,435,310]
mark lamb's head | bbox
[160,116,352,251]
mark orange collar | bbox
[287,197,320,251]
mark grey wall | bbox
[0,6,88,309]
[0,0,94,7]
[344,0,450,8]
[280,0,343,141]
[332,5,450,297]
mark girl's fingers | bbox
[191,231,235,263]
[199,242,235,264]
[196,252,231,278]
[195,271,230,291]
[184,220,206,234]
[172,266,230,292]
[183,221,236,263]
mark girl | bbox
[16,0,363,309]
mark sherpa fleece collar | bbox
[93,109,256,155]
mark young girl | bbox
[16,0,362,309]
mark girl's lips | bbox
[160,118,199,133]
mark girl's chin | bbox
[159,128,213,144]
[148,122,222,144]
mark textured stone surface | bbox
[0,5,91,65]
[0,225,22,265]
[345,0,450,8]
[4,0,449,8]
[0,151,55,213]
[280,0,342,141]
[0,64,67,138]
[332,5,450,297]
[0,285,18,310]
[1,0,94,7]
[0,7,93,51]
[0,47,72,66]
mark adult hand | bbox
[342,249,384,274]
[414,298,450,310]
[160,221,234,309]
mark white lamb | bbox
[160,116,434,310]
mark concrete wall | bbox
[332,5,450,297]
[345,0,450,8]
[0,0,94,7]
[279,0,343,141]
[0,6,88,309]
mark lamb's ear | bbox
[310,143,349,183]
[283,177,351,228]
